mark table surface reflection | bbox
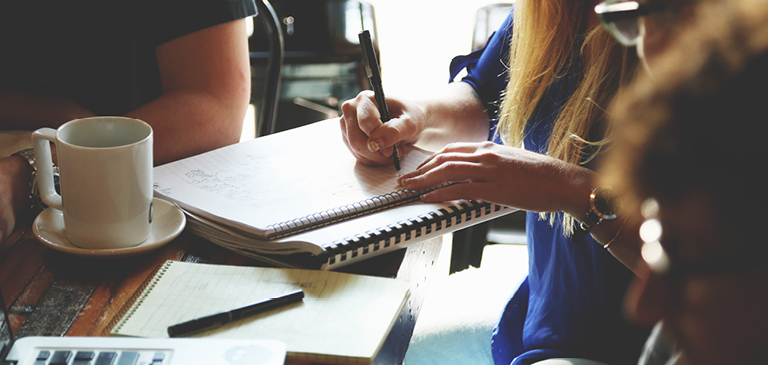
[0,219,442,365]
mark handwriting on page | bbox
[162,147,426,204]
[153,126,433,230]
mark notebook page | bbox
[112,261,410,362]
[153,119,432,237]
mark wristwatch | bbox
[11,148,58,214]
[572,187,620,241]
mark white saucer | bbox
[33,198,186,258]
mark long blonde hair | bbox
[496,0,638,233]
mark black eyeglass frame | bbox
[595,1,666,46]
[595,1,657,23]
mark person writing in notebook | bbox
[0,0,256,242]
[601,2,768,363]
[340,0,706,364]
[342,1,647,364]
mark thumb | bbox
[367,120,406,154]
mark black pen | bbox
[359,30,401,171]
[167,289,304,337]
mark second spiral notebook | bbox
[153,118,514,269]
[108,260,410,365]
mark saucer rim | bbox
[32,197,186,258]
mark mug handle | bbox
[31,128,63,210]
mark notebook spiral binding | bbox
[266,183,451,240]
[320,200,507,266]
[104,261,173,336]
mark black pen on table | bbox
[167,289,304,337]
[358,30,401,171]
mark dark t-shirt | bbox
[0,0,256,116]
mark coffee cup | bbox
[32,116,153,249]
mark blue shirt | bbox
[450,11,647,365]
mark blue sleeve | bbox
[448,9,513,122]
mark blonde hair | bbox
[496,0,637,234]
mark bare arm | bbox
[397,140,644,275]
[1,19,250,165]
[598,212,644,274]
[1,18,251,242]
[128,19,251,165]
[0,92,94,130]
[340,81,490,166]
[0,155,32,241]
[410,82,491,151]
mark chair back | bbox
[472,3,513,50]
[254,0,284,136]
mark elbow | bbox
[224,91,251,145]
[214,79,252,146]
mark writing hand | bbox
[339,90,424,166]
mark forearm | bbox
[556,165,643,274]
[534,162,643,273]
[0,155,34,241]
[0,91,94,130]
[0,156,32,209]
[602,217,643,274]
[126,89,248,165]
[415,82,491,151]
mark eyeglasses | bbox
[594,1,662,46]
[639,198,768,281]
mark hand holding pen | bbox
[358,30,402,171]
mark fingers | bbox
[352,91,383,136]
[366,123,401,157]
[396,143,501,202]
[360,98,411,154]
[340,93,390,166]
[400,148,488,180]
[339,91,412,166]
[419,182,488,203]
[399,155,488,191]
[339,128,386,167]
[433,141,490,155]
[413,142,493,170]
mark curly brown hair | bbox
[603,0,768,240]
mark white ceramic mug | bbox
[32,116,154,249]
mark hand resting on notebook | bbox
[397,141,596,218]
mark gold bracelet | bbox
[603,216,629,249]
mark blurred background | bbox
[244,0,522,273]
[242,0,513,141]
[359,0,511,99]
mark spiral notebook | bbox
[0,282,287,365]
[108,260,410,365]
[153,119,513,269]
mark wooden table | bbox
[0,217,442,365]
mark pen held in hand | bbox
[359,30,401,171]
[167,289,304,338]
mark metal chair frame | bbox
[254,0,285,137]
